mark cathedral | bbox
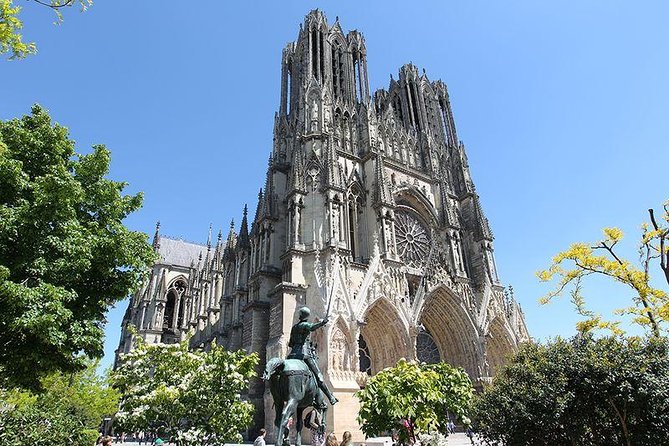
[116,10,529,440]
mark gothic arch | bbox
[394,187,439,227]
[164,277,188,330]
[327,30,347,48]
[360,298,410,374]
[485,315,517,376]
[417,285,480,377]
[168,276,188,290]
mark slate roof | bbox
[158,236,207,267]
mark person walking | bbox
[465,426,475,445]
[325,432,339,446]
[340,431,352,446]
[254,428,267,446]
[304,409,324,446]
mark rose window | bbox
[395,211,430,268]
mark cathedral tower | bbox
[116,10,529,441]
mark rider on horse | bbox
[287,306,339,406]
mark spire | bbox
[261,154,275,219]
[253,188,263,223]
[213,228,223,270]
[152,221,161,251]
[372,153,394,208]
[288,147,307,194]
[202,223,213,279]
[237,205,250,250]
[224,219,237,261]
[322,139,342,190]
[473,194,493,241]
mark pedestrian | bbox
[340,431,352,446]
[326,432,339,446]
[254,428,267,446]
[101,436,113,446]
[447,420,455,434]
[465,426,475,445]
[391,431,400,446]
[304,409,324,446]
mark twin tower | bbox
[117,10,529,440]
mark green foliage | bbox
[0,361,120,446]
[473,335,669,446]
[356,359,473,444]
[0,105,155,390]
[0,0,35,58]
[0,0,91,59]
[113,336,258,445]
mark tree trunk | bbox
[608,398,631,446]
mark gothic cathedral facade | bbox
[116,10,529,439]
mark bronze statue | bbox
[263,306,337,446]
[288,306,338,405]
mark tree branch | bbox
[649,208,669,286]
[608,397,631,446]
[574,259,660,337]
[30,0,75,8]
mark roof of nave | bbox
[157,236,207,267]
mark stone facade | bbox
[116,10,529,441]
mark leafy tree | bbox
[356,359,473,445]
[538,199,669,336]
[113,335,258,446]
[0,360,120,446]
[0,105,155,390]
[1,0,91,59]
[473,335,669,446]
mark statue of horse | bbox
[264,357,327,446]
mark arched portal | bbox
[360,298,410,374]
[418,286,479,377]
[486,316,517,376]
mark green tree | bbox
[473,335,669,446]
[113,335,258,445]
[356,359,473,445]
[0,360,120,446]
[538,199,669,336]
[0,105,155,390]
[0,0,91,59]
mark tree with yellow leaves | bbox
[538,199,669,337]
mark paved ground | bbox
[111,433,481,446]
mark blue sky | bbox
[2,1,667,371]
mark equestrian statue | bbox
[263,306,338,446]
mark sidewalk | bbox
[112,434,481,446]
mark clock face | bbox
[395,211,430,268]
